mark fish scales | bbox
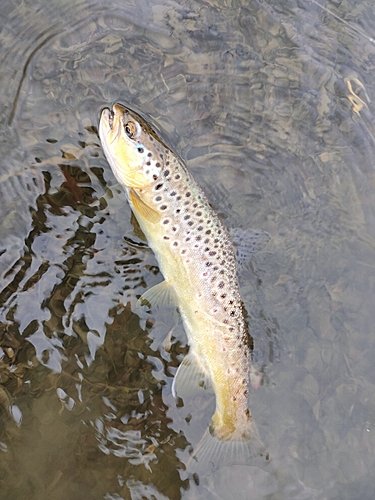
[99,103,267,471]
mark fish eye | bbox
[124,121,136,138]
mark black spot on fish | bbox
[184,215,190,220]
[163,219,169,224]
[164,170,170,177]
[148,152,152,157]
[170,191,176,196]
[177,196,181,201]
[218,281,224,288]
[146,161,151,166]
[186,192,191,197]
[197,226,203,231]
[196,235,201,241]
[175,174,180,180]
[155,196,162,201]
[160,205,167,210]
[156,162,161,168]
[173,242,178,246]
[188,221,193,226]
[155,183,163,190]
[138,147,144,153]
[163,236,169,240]
[206,230,211,235]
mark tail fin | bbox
[187,420,269,475]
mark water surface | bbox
[1,0,375,498]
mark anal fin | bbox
[172,352,212,398]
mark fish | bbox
[99,103,270,472]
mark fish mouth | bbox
[101,107,115,131]
[109,109,114,130]
[108,108,115,130]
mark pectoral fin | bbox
[172,352,212,398]
[129,189,161,223]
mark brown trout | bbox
[99,103,270,470]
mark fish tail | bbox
[187,417,269,475]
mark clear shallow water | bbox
[1,0,375,498]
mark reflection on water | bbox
[1,0,375,498]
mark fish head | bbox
[99,103,166,189]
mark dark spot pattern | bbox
[135,139,251,397]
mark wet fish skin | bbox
[99,103,267,470]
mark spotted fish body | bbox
[99,103,267,469]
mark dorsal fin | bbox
[230,228,270,273]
